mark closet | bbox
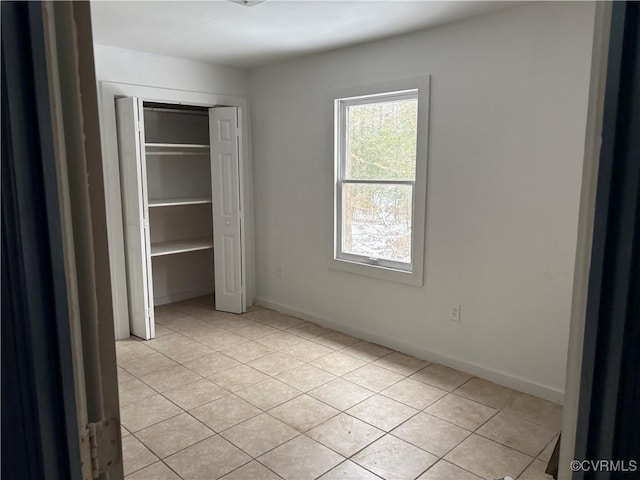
[115,98,244,340]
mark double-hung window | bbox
[332,79,429,286]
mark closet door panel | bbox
[115,97,154,339]
[210,107,244,313]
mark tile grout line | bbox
[219,456,284,480]
[427,387,535,478]
[121,304,561,479]
[125,342,464,473]
[122,347,415,475]
[123,371,534,477]
[121,355,238,441]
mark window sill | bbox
[329,257,424,287]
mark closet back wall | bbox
[145,108,214,304]
[249,2,596,401]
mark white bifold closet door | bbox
[115,97,155,339]
[209,107,244,314]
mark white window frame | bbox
[330,77,429,286]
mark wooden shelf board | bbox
[148,197,212,208]
[150,237,213,257]
[145,143,209,149]
[145,143,210,156]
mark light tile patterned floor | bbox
[118,296,561,480]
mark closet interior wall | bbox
[143,105,215,306]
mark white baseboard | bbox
[155,287,214,306]
[255,296,564,404]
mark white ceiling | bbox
[91,1,509,68]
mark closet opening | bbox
[116,99,245,340]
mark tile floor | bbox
[117,296,562,480]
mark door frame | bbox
[2,3,84,478]
[571,1,640,476]
[559,1,613,477]
[98,82,255,339]
[560,2,640,478]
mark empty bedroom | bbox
[92,1,599,479]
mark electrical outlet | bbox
[450,304,461,322]
[276,265,284,278]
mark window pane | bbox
[346,98,417,180]
[342,183,413,263]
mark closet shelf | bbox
[150,237,213,257]
[145,143,210,156]
[148,197,212,208]
[146,143,210,149]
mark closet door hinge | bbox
[80,418,120,480]
[136,120,143,133]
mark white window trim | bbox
[329,76,430,287]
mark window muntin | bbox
[336,90,419,272]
